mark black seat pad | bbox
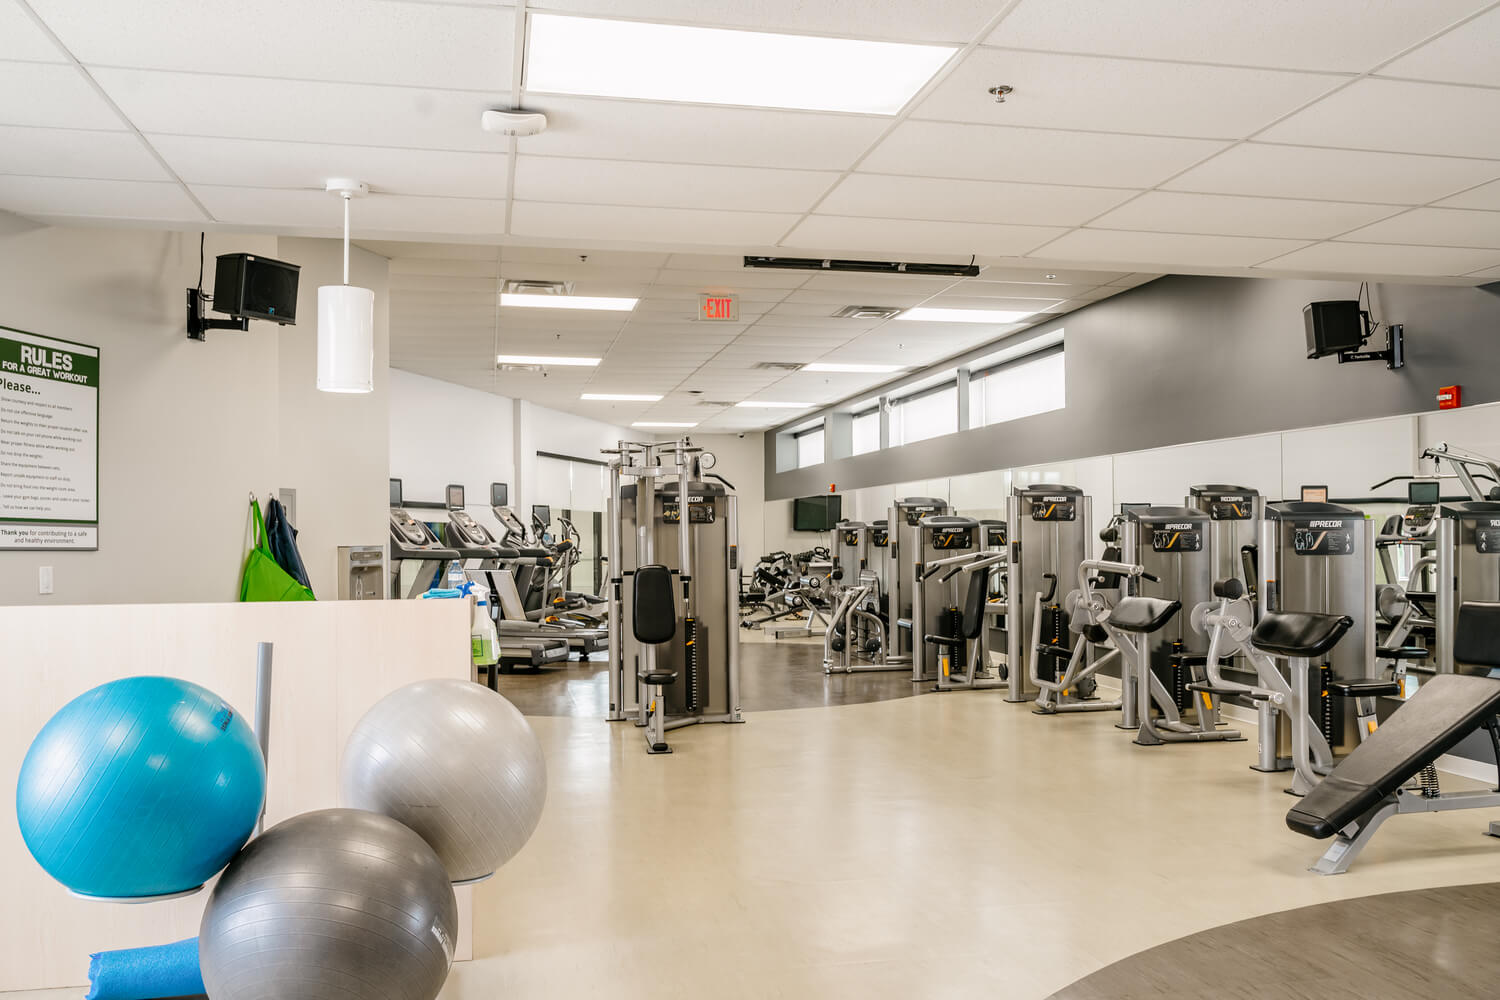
[1109,597,1180,634]
[1328,678,1401,698]
[1378,646,1429,662]
[1455,602,1500,671]
[1251,611,1352,658]
[639,669,678,686]
[633,564,677,645]
[1288,674,1500,838]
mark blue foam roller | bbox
[86,937,204,1000]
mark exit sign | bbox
[698,293,738,322]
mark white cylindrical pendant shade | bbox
[317,284,375,393]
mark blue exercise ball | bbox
[16,675,266,899]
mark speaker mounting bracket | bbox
[186,288,248,342]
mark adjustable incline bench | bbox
[1282,601,1500,874]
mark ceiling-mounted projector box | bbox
[213,253,301,325]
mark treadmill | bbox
[389,478,461,599]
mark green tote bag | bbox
[239,498,316,602]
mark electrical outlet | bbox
[39,566,53,595]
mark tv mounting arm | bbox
[1338,315,1403,369]
[185,288,248,342]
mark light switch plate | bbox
[39,566,53,595]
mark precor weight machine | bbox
[823,520,895,673]
[604,439,743,754]
[910,515,1007,691]
[1006,485,1091,704]
[886,497,949,665]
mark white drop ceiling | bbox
[1,0,1500,428]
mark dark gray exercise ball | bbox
[199,808,458,1000]
[340,679,547,883]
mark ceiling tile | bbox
[649,268,803,290]
[512,201,799,245]
[1259,241,1500,276]
[521,95,885,170]
[193,186,506,234]
[1164,142,1500,204]
[1377,5,1500,87]
[1337,207,1500,249]
[30,0,514,90]
[93,69,505,150]
[514,156,835,212]
[989,0,1489,72]
[0,175,203,221]
[360,241,501,262]
[860,120,1227,187]
[149,135,508,199]
[973,266,1126,283]
[0,125,167,180]
[1435,178,1500,211]
[1089,191,1401,239]
[1038,229,1310,267]
[822,173,1135,226]
[798,272,960,294]
[0,63,123,130]
[911,49,1342,138]
[526,0,998,43]
[0,0,65,61]
[1259,78,1500,159]
[1466,263,1500,279]
[784,215,1066,257]
[500,246,669,268]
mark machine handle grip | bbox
[1039,573,1058,602]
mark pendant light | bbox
[317,179,374,393]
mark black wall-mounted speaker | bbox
[213,253,300,325]
[1303,300,1365,359]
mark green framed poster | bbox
[0,325,99,550]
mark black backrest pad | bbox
[1287,674,1500,838]
[1213,578,1245,599]
[633,564,677,644]
[961,570,986,639]
[1109,597,1181,634]
[1454,602,1500,671]
[1251,611,1352,658]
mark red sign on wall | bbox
[1437,385,1462,410]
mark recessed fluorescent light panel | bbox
[896,307,1034,324]
[736,401,809,409]
[581,393,663,401]
[526,14,955,115]
[802,362,905,374]
[496,354,601,366]
[633,421,697,428]
[500,293,637,311]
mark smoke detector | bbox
[834,305,903,320]
[481,109,548,137]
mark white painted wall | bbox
[679,432,765,562]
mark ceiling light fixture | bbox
[582,392,663,402]
[802,362,906,374]
[896,307,1034,324]
[500,293,637,311]
[495,354,601,367]
[735,401,810,409]
[746,256,980,278]
[633,421,698,428]
[317,178,374,394]
[526,14,954,115]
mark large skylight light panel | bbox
[526,15,956,115]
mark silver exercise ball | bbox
[340,679,548,883]
[199,808,458,1000]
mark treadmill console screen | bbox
[1292,525,1354,555]
[389,478,403,507]
[446,484,464,510]
[1408,480,1441,505]
[1030,498,1076,522]
[1475,527,1500,553]
[1152,527,1203,552]
[1300,485,1329,503]
[490,482,508,506]
[1207,499,1253,520]
[929,526,972,550]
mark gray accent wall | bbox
[766,275,1500,500]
